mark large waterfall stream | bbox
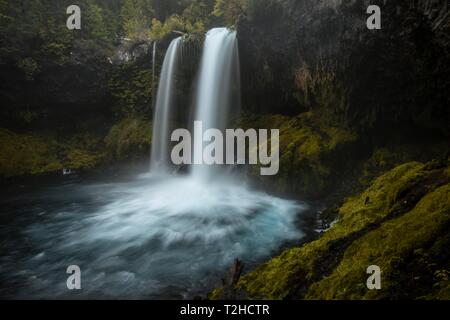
[0,28,309,299]
[192,28,240,180]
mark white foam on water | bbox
[4,175,306,299]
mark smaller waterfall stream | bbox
[150,37,182,173]
[151,40,157,108]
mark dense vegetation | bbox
[0,0,449,300]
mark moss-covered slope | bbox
[0,116,151,179]
[211,159,450,300]
[0,129,105,177]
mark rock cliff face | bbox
[233,0,449,199]
[111,38,154,65]
[237,0,449,135]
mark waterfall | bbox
[192,28,241,180]
[151,40,157,109]
[150,37,182,173]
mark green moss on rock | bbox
[208,288,224,300]
[0,116,152,178]
[224,160,450,300]
[306,183,450,299]
[241,112,358,197]
[360,142,449,186]
[105,117,152,162]
[0,129,106,178]
[0,129,62,177]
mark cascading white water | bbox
[192,28,241,180]
[150,37,182,173]
[151,40,157,107]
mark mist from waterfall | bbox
[192,28,241,180]
[150,37,182,173]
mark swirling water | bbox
[0,174,307,299]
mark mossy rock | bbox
[105,117,152,162]
[213,159,450,300]
[360,142,450,186]
[0,129,63,177]
[241,112,358,197]
[306,183,450,299]
[0,117,151,179]
[0,129,106,178]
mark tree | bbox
[82,1,111,41]
[120,0,155,40]
[213,0,248,25]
